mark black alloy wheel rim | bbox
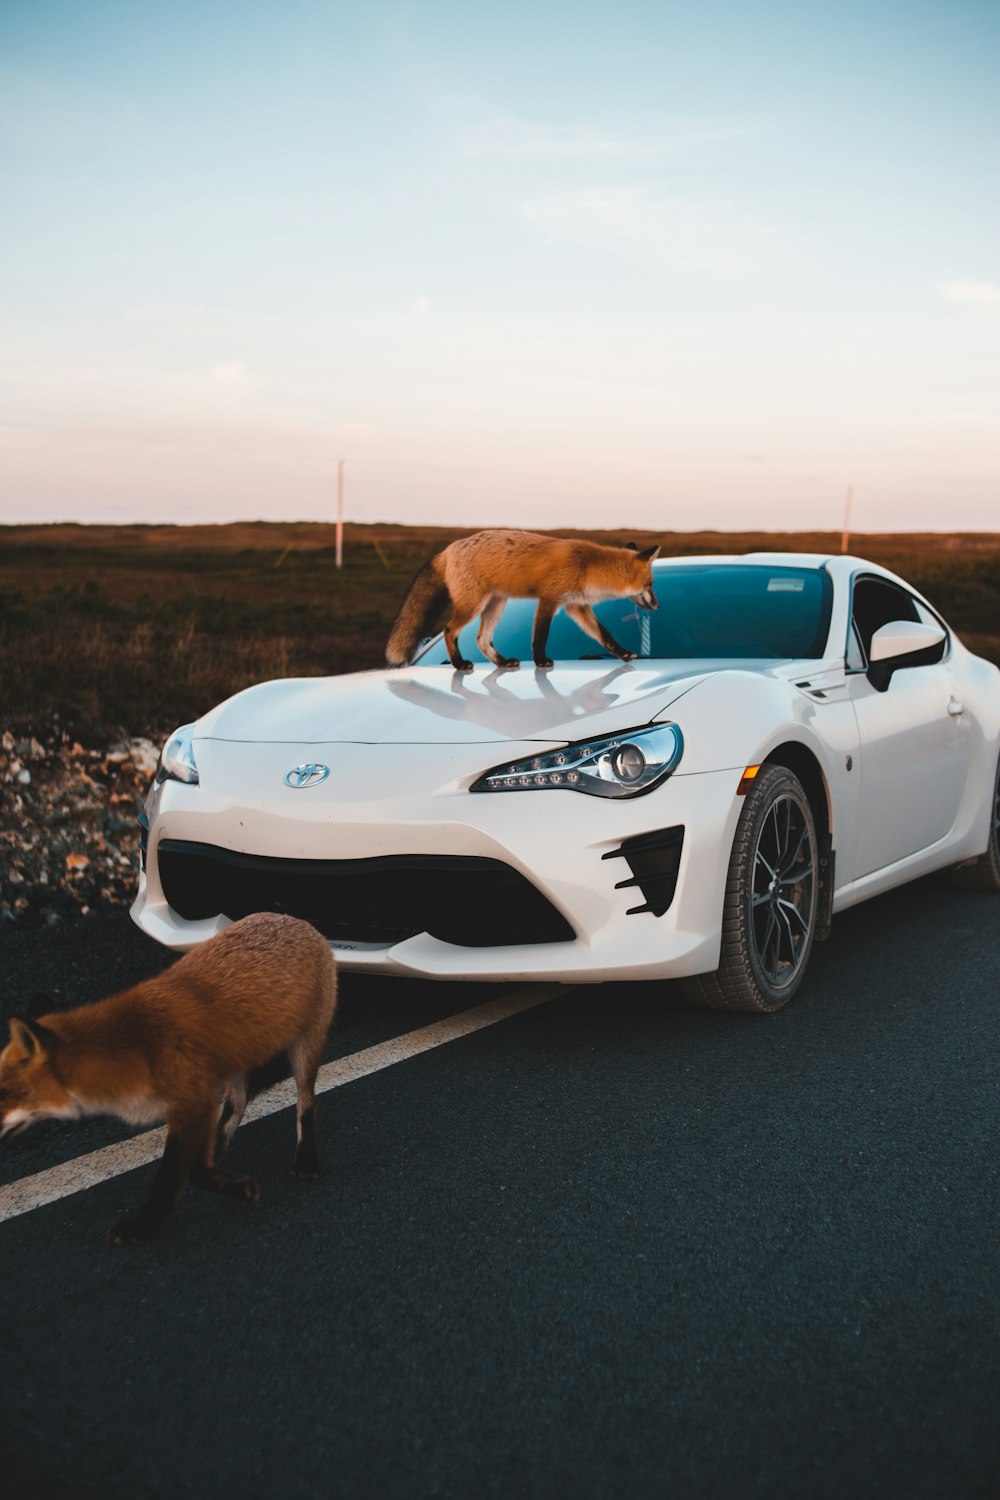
[750,794,816,989]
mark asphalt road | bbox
[1,877,998,1500]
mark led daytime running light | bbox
[471,723,683,799]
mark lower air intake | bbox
[602,825,685,917]
[156,841,574,948]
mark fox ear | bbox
[8,1017,56,1058]
[638,544,661,562]
[623,541,639,551]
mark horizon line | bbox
[2,517,998,539]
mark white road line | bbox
[0,984,565,1225]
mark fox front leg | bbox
[566,604,636,662]
[106,1109,215,1245]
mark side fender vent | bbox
[602,825,685,917]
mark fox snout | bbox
[635,586,658,611]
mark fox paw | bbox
[105,1217,154,1246]
[230,1175,260,1203]
[533,658,554,670]
[289,1164,322,1181]
[496,657,520,669]
[618,651,637,662]
[451,660,474,673]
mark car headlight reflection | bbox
[156,723,200,785]
[471,723,683,799]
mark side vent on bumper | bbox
[602,825,685,917]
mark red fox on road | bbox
[386,529,660,671]
[0,913,337,1244]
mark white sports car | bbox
[133,553,1000,1012]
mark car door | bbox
[847,575,971,878]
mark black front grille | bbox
[602,825,684,916]
[157,841,574,948]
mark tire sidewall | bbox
[737,767,819,1011]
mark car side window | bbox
[845,621,866,671]
[851,577,920,658]
[850,575,948,668]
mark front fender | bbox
[655,670,860,874]
[654,671,844,772]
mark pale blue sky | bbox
[2,0,998,530]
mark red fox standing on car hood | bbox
[0,913,337,1244]
[386,528,661,671]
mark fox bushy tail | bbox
[385,559,449,667]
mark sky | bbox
[1,0,998,533]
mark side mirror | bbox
[867,619,946,691]
[869,619,945,664]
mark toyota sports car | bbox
[133,552,1000,1013]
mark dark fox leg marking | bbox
[532,599,556,668]
[443,605,477,671]
[477,594,518,668]
[105,1111,211,1245]
[290,1103,320,1179]
[289,1033,324,1179]
[566,604,636,661]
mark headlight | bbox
[156,723,199,785]
[471,723,683,799]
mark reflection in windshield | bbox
[413,564,833,665]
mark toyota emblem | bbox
[283,762,331,789]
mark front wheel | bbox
[682,765,819,1014]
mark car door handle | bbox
[948,699,965,716]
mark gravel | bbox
[0,730,161,929]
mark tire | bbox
[949,753,1000,892]
[682,764,819,1014]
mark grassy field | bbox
[2,521,998,744]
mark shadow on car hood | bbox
[195,661,727,745]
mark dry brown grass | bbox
[2,521,997,744]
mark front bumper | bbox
[132,740,744,983]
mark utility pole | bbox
[336,459,344,569]
[841,484,853,555]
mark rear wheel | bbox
[683,765,819,1014]
[949,753,1000,892]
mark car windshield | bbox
[413,563,833,665]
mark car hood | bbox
[194,661,736,746]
